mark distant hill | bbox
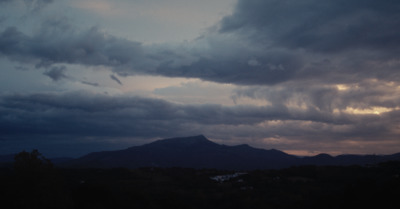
[2,136,399,169]
[64,135,400,170]
[0,153,74,168]
[65,135,298,170]
[301,152,400,166]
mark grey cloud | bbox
[0,24,146,69]
[24,0,54,12]
[110,74,123,86]
[211,0,400,85]
[0,16,327,85]
[220,0,400,53]
[15,66,30,71]
[233,79,400,114]
[1,0,400,86]
[0,16,6,24]
[0,92,394,140]
[43,65,67,81]
[155,48,303,85]
[142,0,400,85]
[81,81,99,87]
[0,0,53,12]
[229,80,400,146]
[1,0,399,157]
[1,91,399,156]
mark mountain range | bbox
[61,135,400,170]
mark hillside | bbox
[64,135,400,170]
[66,135,297,170]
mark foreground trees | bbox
[0,150,400,208]
[7,150,71,209]
[14,149,53,176]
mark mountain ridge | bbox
[64,135,297,170]
[2,135,400,170]
[63,135,400,170]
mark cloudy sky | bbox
[1,0,400,157]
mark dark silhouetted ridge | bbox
[63,135,400,170]
[65,135,298,170]
[140,135,217,149]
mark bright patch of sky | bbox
[70,0,235,43]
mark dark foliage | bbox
[1,150,400,209]
[1,150,71,209]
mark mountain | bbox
[65,135,298,170]
[300,153,400,166]
[7,135,400,170]
[65,135,400,170]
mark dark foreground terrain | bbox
[1,159,400,209]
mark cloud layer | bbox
[1,0,400,86]
[1,0,400,156]
[1,91,399,155]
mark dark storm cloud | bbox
[156,49,302,85]
[110,74,123,86]
[179,0,400,84]
[43,65,68,81]
[0,25,146,69]
[1,0,400,85]
[213,0,400,85]
[0,23,304,85]
[220,0,400,53]
[0,92,333,136]
[0,92,396,143]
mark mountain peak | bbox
[68,135,299,169]
[233,144,252,148]
[148,135,215,147]
[315,153,333,158]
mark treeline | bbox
[1,150,400,209]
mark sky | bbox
[1,0,400,157]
